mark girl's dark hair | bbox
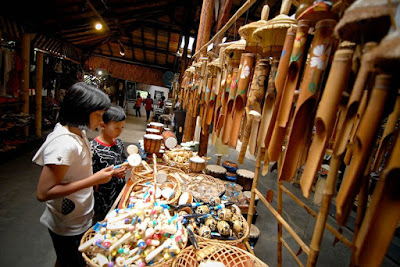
[103,105,126,123]
[58,82,111,127]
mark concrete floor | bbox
[0,114,398,266]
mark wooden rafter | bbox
[155,28,158,65]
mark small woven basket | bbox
[172,241,268,267]
[131,164,185,181]
[163,154,191,173]
[182,173,226,202]
[81,221,187,267]
[122,173,182,208]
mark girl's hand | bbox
[94,166,115,184]
[114,166,127,179]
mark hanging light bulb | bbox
[95,23,103,30]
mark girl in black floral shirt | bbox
[90,105,127,222]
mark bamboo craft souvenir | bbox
[336,74,392,226]
[215,67,233,139]
[266,20,311,166]
[238,110,262,164]
[229,53,255,148]
[372,89,400,171]
[279,19,337,182]
[222,68,239,145]
[333,42,377,162]
[300,48,354,198]
[354,131,400,267]
[255,59,279,158]
[201,77,213,133]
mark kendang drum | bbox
[205,165,227,180]
[189,157,205,173]
[236,169,255,191]
[222,160,239,173]
[162,131,178,150]
[149,122,164,132]
[146,128,160,135]
[143,134,163,154]
[248,224,261,249]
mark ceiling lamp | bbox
[95,23,103,30]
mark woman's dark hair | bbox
[58,82,111,127]
[103,105,126,124]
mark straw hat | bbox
[365,30,400,69]
[335,0,400,42]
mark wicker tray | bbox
[163,149,197,173]
[172,242,268,267]
[131,163,186,181]
[193,204,249,246]
[181,173,226,203]
[122,174,182,208]
[81,220,187,267]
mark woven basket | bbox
[122,174,182,208]
[172,241,268,267]
[81,220,187,267]
[193,204,249,246]
[131,164,185,181]
[163,154,191,173]
[182,173,226,202]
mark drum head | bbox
[150,122,164,127]
[249,224,260,237]
[206,165,227,174]
[237,169,255,178]
[143,134,163,140]
[190,157,205,164]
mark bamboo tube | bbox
[354,132,400,267]
[300,48,354,198]
[229,53,256,148]
[201,77,213,133]
[336,74,391,226]
[238,111,261,163]
[281,237,304,267]
[249,111,262,155]
[215,67,232,138]
[277,179,283,267]
[279,19,337,182]
[221,68,239,144]
[35,52,44,138]
[256,59,279,155]
[267,20,311,163]
[246,59,270,114]
[371,89,400,171]
[247,147,263,227]
[333,42,377,157]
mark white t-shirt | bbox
[33,123,94,236]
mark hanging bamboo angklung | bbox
[300,48,354,198]
[267,20,311,166]
[279,19,337,182]
[221,68,239,145]
[229,53,255,148]
[336,74,392,225]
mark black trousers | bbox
[146,110,151,120]
[48,229,86,267]
[135,106,141,117]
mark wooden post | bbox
[21,33,31,136]
[35,52,44,138]
[195,0,214,58]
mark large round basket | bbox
[122,174,182,208]
[172,241,268,267]
[81,220,187,267]
[193,204,249,246]
[182,173,225,203]
[163,153,191,172]
[131,164,185,181]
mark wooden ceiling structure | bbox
[0,0,286,82]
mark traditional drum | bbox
[248,224,261,249]
[156,149,165,158]
[189,157,205,173]
[143,134,163,154]
[162,131,178,149]
[243,191,260,206]
[205,165,227,180]
[226,172,237,182]
[149,122,164,132]
[146,128,160,135]
[222,160,239,173]
[236,169,255,191]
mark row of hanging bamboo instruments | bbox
[177,2,399,266]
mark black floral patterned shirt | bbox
[90,137,127,220]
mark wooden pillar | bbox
[214,0,233,54]
[21,33,31,136]
[195,0,214,57]
[35,52,44,138]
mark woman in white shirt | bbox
[33,82,115,267]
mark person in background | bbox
[135,92,143,117]
[90,105,127,222]
[144,94,153,122]
[158,96,165,108]
[33,82,114,267]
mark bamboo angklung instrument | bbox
[201,77,213,133]
[279,19,337,182]
[371,89,400,171]
[240,59,270,159]
[300,48,354,198]
[333,42,377,165]
[238,110,262,164]
[229,53,255,148]
[266,20,311,168]
[354,130,400,266]
[336,74,392,226]
[221,68,239,144]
